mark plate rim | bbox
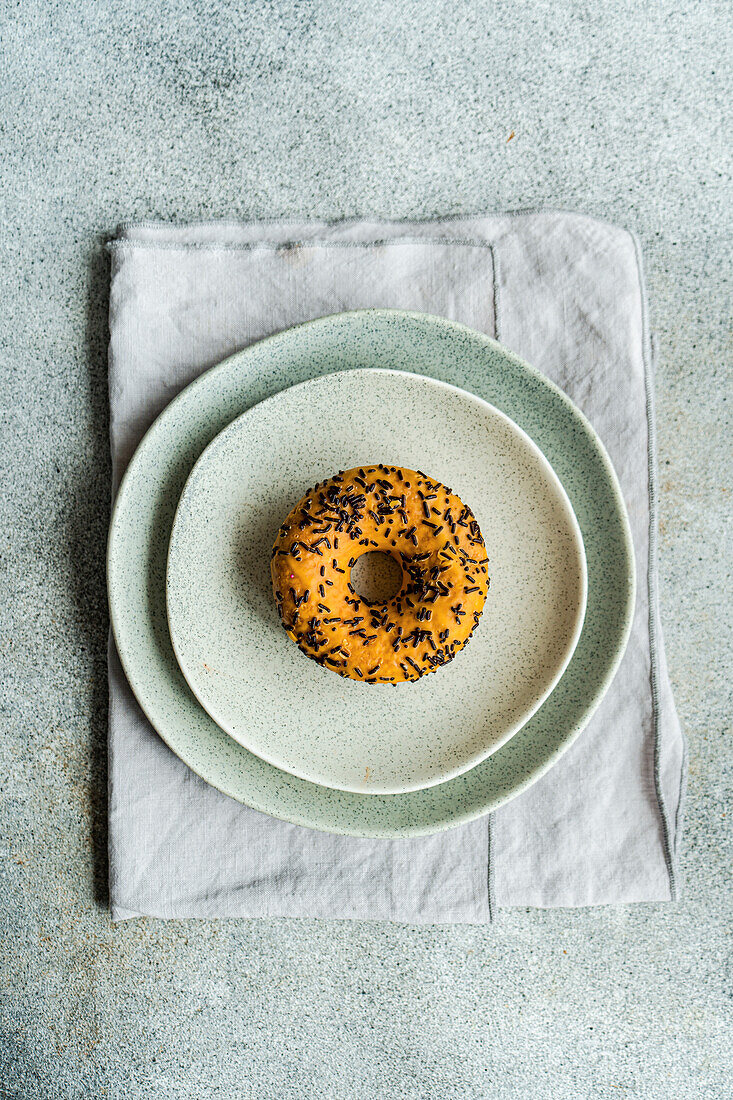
[107,307,635,837]
[164,365,588,794]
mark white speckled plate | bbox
[107,310,634,837]
[166,370,587,794]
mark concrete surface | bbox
[1,1,730,1097]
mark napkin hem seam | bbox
[114,209,611,235]
[106,237,497,255]
[632,230,679,902]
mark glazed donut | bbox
[270,465,489,684]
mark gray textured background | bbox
[1,1,731,1097]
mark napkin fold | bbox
[107,213,685,921]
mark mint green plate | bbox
[107,310,635,837]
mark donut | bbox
[270,465,489,684]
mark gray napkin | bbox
[107,213,686,921]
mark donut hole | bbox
[350,551,402,604]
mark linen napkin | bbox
[107,213,686,921]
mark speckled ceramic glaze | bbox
[108,310,634,836]
[166,370,587,794]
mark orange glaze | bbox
[270,465,490,684]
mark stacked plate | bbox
[107,310,635,837]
